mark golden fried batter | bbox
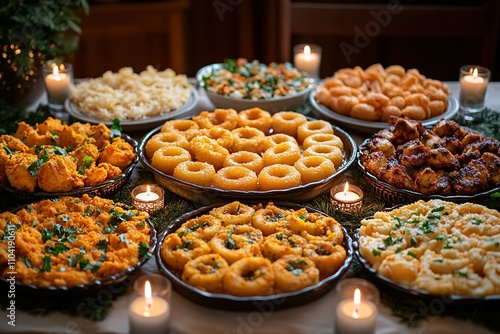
[98,137,135,169]
[37,156,85,192]
[5,153,38,192]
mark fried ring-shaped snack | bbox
[151,146,191,175]
[145,132,190,159]
[272,254,319,293]
[297,120,334,145]
[231,126,266,154]
[160,119,199,141]
[160,234,211,271]
[210,201,255,226]
[193,108,239,130]
[252,202,290,236]
[302,133,343,150]
[209,232,261,264]
[238,108,273,134]
[176,214,222,241]
[294,155,336,184]
[261,232,308,261]
[261,133,298,151]
[258,164,301,190]
[223,151,264,174]
[191,136,230,170]
[271,111,307,137]
[303,144,343,168]
[213,166,258,191]
[199,126,235,150]
[222,257,275,296]
[181,253,229,293]
[173,160,215,187]
[223,224,264,244]
[288,208,328,237]
[262,141,301,166]
[303,240,346,277]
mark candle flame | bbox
[146,185,151,194]
[52,65,59,76]
[144,280,153,316]
[352,288,361,319]
[304,45,311,55]
[473,68,478,77]
[343,182,349,195]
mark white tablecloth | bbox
[3,82,499,334]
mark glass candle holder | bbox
[334,278,380,334]
[330,182,364,215]
[293,44,322,78]
[42,62,73,111]
[131,184,165,213]
[459,65,490,121]
[129,274,172,334]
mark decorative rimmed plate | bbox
[309,88,459,134]
[156,201,353,311]
[139,123,357,205]
[353,229,500,304]
[65,88,199,132]
[0,135,139,203]
[356,139,500,206]
[196,63,316,113]
[0,201,157,296]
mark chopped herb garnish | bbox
[138,241,151,259]
[69,254,84,267]
[23,255,32,268]
[41,256,52,272]
[407,251,417,258]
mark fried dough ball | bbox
[98,137,136,169]
[332,95,359,116]
[181,253,229,293]
[297,120,333,144]
[173,161,215,187]
[160,234,211,271]
[213,166,258,191]
[262,141,301,166]
[272,254,319,293]
[151,146,191,175]
[237,108,273,134]
[303,144,343,168]
[145,132,190,159]
[199,126,234,150]
[222,257,275,296]
[231,126,266,154]
[223,151,264,174]
[193,108,239,130]
[302,133,343,150]
[161,119,199,141]
[294,156,336,184]
[350,103,378,121]
[252,203,290,236]
[83,162,122,187]
[271,111,307,137]
[209,201,255,226]
[191,136,230,170]
[209,231,261,264]
[303,240,347,277]
[261,232,307,261]
[258,164,301,190]
[37,155,85,192]
[4,153,38,192]
[176,215,222,241]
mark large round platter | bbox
[197,63,316,113]
[65,88,199,132]
[156,201,353,311]
[139,122,357,205]
[0,135,139,203]
[353,229,499,304]
[0,201,157,296]
[309,89,459,135]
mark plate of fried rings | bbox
[156,201,354,311]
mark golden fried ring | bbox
[258,164,301,190]
[288,208,328,237]
[213,166,258,191]
[209,233,261,264]
[222,257,275,296]
[261,133,298,151]
[261,232,308,261]
[223,151,264,174]
[271,111,307,137]
[192,108,239,130]
[303,144,343,169]
[145,132,190,159]
[237,108,273,134]
[252,203,290,236]
[151,146,191,175]
[181,253,229,293]
[272,254,319,293]
[297,120,334,145]
[160,119,199,141]
[173,160,215,187]
[176,214,222,241]
[294,156,336,184]
[302,133,344,150]
[191,136,230,170]
[262,141,301,166]
[199,126,235,150]
[160,234,211,271]
[209,201,256,226]
[223,224,264,244]
[231,126,266,154]
[303,240,346,277]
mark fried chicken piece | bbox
[28,145,68,157]
[390,116,425,145]
[366,137,395,158]
[0,135,29,184]
[35,117,64,135]
[56,125,90,148]
[89,123,111,149]
[420,129,441,149]
[426,147,459,171]
[98,137,135,169]
[451,159,489,195]
[83,162,122,187]
[374,128,396,142]
[396,139,429,169]
[4,153,38,192]
[413,167,452,195]
[432,118,460,137]
[461,132,486,147]
[463,138,500,155]
[361,150,387,178]
[37,156,84,192]
[480,152,500,186]
[69,143,100,169]
[379,159,414,190]
[440,137,462,155]
[14,121,53,147]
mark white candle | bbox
[135,185,160,201]
[459,67,488,109]
[334,182,360,202]
[335,289,378,334]
[129,280,170,334]
[294,45,320,77]
[44,65,71,105]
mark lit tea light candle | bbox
[131,184,164,213]
[334,182,360,202]
[44,64,71,105]
[294,44,321,77]
[330,182,364,214]
[459,67,488,110]
[129,280,170,334]
[136,185,160,201]
[335,288,378,334]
